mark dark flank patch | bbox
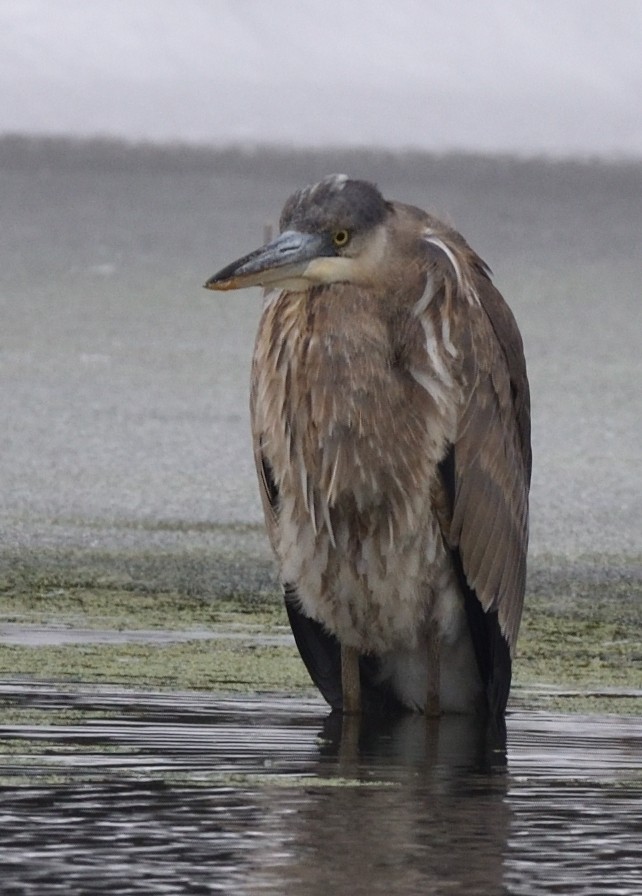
[438,445,512,719]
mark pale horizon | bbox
[1,0,641,159]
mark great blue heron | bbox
[205,175,531,721]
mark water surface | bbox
[1,682,640,895]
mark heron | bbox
[205,174,531,721]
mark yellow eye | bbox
[331,229,350,248]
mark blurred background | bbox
[1,0,641,594]
[1,0,641,156]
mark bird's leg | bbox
[425,627,441,717]
[341,644,361,714]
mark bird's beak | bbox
[204,230,331,291]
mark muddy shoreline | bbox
[2,540,640,716]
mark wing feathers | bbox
[446,272,530,661]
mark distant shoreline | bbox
[2,133,641,175]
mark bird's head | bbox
[204,175,392,293]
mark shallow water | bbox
[1,683,640,895]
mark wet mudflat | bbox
[0,585,640,895]
[0,683,641,895]
[1,589,641,896]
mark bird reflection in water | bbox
[318,707,508,774]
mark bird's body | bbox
[206,176,531,720]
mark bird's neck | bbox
[253,285,458,516]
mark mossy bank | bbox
[1,553,640,716]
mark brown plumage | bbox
[205,175,531,720]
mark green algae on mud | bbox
[0,583,285,631]
[512,560,642,714]
[0,559,641,714]
[0,585,311,693]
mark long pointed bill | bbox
[204,230,331,291]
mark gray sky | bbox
[1,0,641,156]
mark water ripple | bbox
[0,681,640,895]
